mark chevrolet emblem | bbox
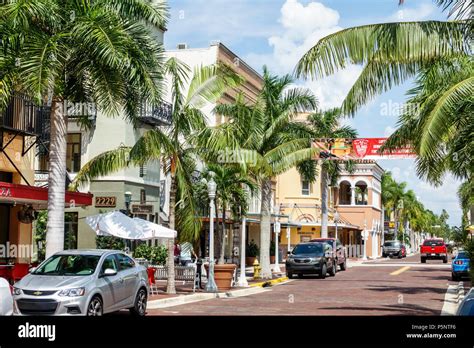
[33,291,43,296]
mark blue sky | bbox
[164,0,462,225]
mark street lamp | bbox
[237,215,249,287]
[334,211,339,241]
[202,173,218,293]
[124,191,132,215]
[273,221,281,273]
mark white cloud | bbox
[244,0,362,110]
[386,3,437,22]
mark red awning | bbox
[0,181,93,208]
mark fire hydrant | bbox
[253,258,261,280]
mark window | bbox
[64,213,78,250]
[66,133,81,172]
[116,253,135,271]
[101,255,119,274]
[301,181,310,196]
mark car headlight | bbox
[58,287,85,297]
[13,287,22,296]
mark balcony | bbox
[139,101,172,126]
[0,94,44,136]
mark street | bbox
[147,254,468,316]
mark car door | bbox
[116,253,139,306]
[96,255,124,312]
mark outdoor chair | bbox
[147,267,159,295]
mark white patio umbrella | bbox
[85,211,176,240]
[132,218,177,239]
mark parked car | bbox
[310,238,347,271]
[0,277,13,315]
[420,238,448,263]
[382,240,404,258]
[456,288,474,316]
[451,251,470,281]
[285,242,336,279]
[13,249,149,316]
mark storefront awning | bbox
[0,181,93,209]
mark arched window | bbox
[339,181,351,205]
[355,181,368,205]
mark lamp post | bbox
[237,216,249,287]
[202,173,218,293]
[273,221,281,273]
[334,211,339,241]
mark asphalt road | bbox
[147,254,470,316]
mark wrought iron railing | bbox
[139,101,172,126]
[0,94,44,136]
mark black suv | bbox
[286,242,336,279]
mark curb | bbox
[441,281,464,316]
[148,283,276,309]
[249,276,289,288]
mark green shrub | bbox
[133,244,167,265]
[96,236,125,250]
[463,238,474,282]
[246,241,259,257]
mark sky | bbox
[164,0,462,225]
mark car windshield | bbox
[33,254,101,276]
[423,240,444,246]
[457,252,468,259]
[292,244,324,256]
[384,242,401,247]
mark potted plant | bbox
[245,241,259,266]
[270,242,276,264]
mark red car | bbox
[309,238,347,271]
[420,238,448,263]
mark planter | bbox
[204,264,237,291]
[245,256,256,266]
[270,256,275,264]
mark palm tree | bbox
[199,165,255,264]
[199,67,318,279]
[0,0,168,258]
[381,172,408,240]
[71,59,242,293]
[296,0,472,208]
[301,108,358,238]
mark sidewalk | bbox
[148,263,289,309]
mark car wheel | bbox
[443,257,448,264]
[130,288,147,316]
[340,259,347,271]
[87,296,103,316]
[382,253,386,258]
[451,273,458,281]
[297,273,304,279]
[328,262,336,277]
[398,252,403,259]
[421,258,426,263]
[286,272,293,279]
[319,264,327,279]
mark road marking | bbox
[390,266,411,275]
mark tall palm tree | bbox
[71,59,242,293]
[199,67,318,279]
[302,108,358,238]
[199,164,255,264]
[0,0,168,258]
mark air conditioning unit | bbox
[177,43,188,50]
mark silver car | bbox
[12,249,149,316]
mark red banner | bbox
[313,138,416,160]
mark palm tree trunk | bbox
[166,173,176,294]
[259,179,272,279]
[321,164,329,238]
[218,204,226,265]
[45,100,67,258]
